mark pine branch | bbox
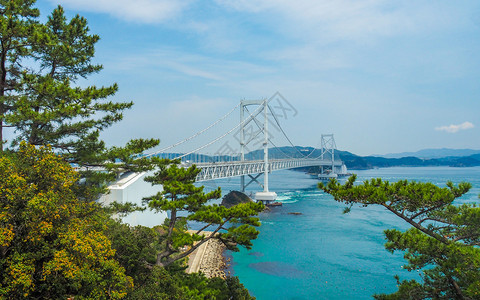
[384,203,450,245]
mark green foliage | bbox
[5,4,132,151]
[124,266,254,300]
[35,5,101,80]
[319,175,480,299]
[1,2,160,200]
[1,3,256,299]
[143,161,264,267]
[374,276,426,300]
[0,0,39,150]
[0,145,255,299]
[0,143,132,299]
[104,138,163,174]
[106,222,158,278]
[106,219,255,299]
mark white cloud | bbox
[435,121,474,133]
[51,0,191,23]
[165,61,223,81]
[102,47,275,83]
[215,0,466,42]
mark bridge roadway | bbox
[184,158,343,182]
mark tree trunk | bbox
[0,43,7,152]
[450,277,465,300]
[165,208,177,251]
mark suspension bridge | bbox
[102,94,348,207]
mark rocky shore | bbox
[185,191,252,278]
[186,232,227,279]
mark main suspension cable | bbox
[145,102,241,157]
[174,104,265,159]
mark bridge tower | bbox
[320,134,337,175]
[239,99,277,203]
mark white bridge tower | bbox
[320,134,337,176]
[239,99,277,203]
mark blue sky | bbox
[36,0,480,155]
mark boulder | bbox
[221,191,253,208]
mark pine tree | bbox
[1,2,160,200]
[0,0,39,151]
[144,161,265,267]
[319,175,480,299]
[7,5,133,163]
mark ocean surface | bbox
[203,166,480,300]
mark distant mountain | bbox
[342,151,480,170]
[377,148,480,159]
[246,146,480,170]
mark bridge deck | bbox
[185,158,343,182]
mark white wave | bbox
[279,199,299,204]
[261,221,275,225]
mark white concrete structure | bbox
[99,171,167,227]
[255,191,278,203]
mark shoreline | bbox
[186,231,228,279]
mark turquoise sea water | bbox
[206,166,480,300]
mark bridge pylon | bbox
[239,99,277,204]
[319,134,338,178]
